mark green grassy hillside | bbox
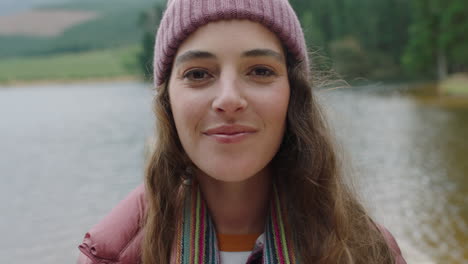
[0,45,142,84]
[0,0,160,58]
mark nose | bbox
[211,76,247,114]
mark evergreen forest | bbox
[140,0,468,83]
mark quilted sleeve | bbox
[76,251,96,264]
[77,184,146,264]
[378,226,407,264]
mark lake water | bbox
[0,81,466,263]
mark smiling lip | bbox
[203,125,257,144]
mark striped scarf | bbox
[170,182,299,264]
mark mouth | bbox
[202,124,257,144]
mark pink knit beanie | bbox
[153,0,309,86]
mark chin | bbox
[209,173,254,183]
[198,163,266,183]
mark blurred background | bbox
[0,0,466,263]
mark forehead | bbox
[174,19,285,59]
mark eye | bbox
[183,69,212,81]
[249,66,276,77]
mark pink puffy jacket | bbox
[77,184,407,264]
[77,184,145,264]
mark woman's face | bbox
[168,20,290,182]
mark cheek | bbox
[170,89,206,143]
[258,83,290,129]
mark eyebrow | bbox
[173,49,285,67]
[242,49,284,63]
[174,50,216,67]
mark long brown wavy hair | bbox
[141,54,396,263]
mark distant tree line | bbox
[402,0,468,80]
[138,2,165,81]
[139,0,468,81]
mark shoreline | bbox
[0,75,147,88]
[439,73,468,96]
[410,95,468,109]
[406,77,468,109]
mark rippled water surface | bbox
[0,82,466,263]
[322,89,467,263]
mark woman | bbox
[77,0,406,263]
